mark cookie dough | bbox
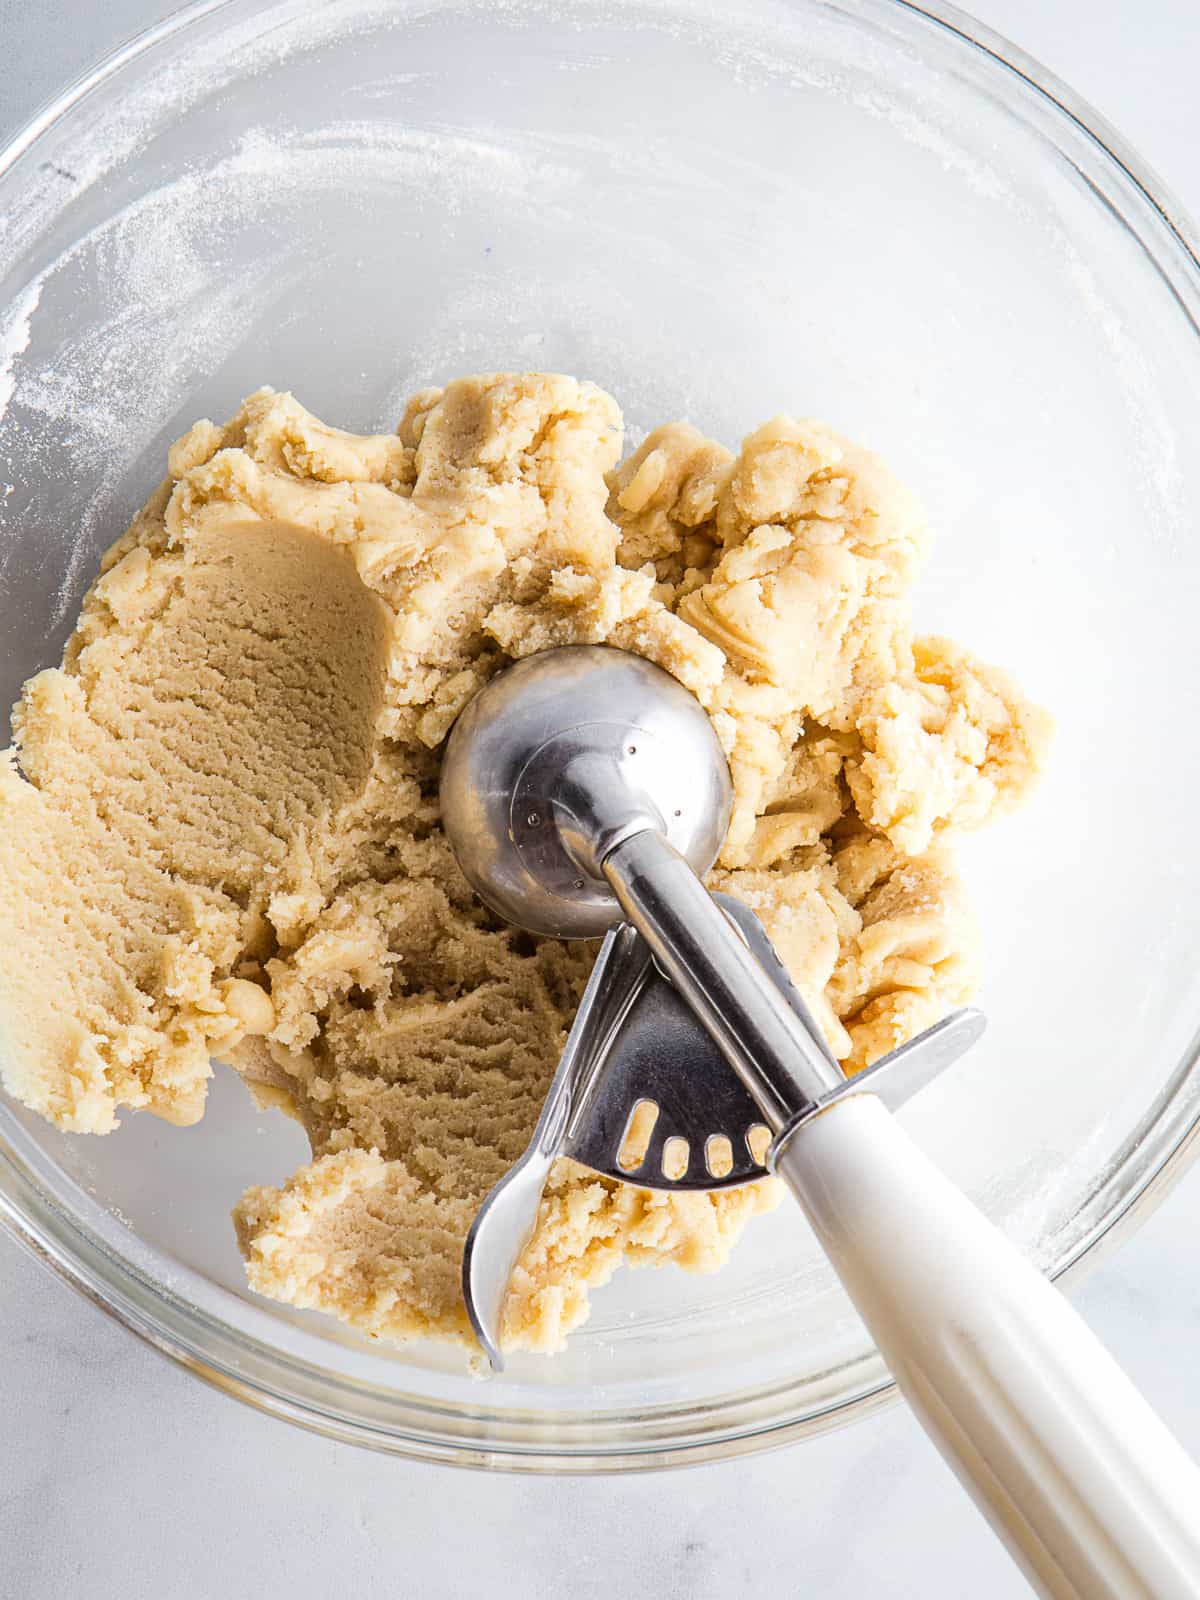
[0,374,1050,1355]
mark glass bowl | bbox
[2,0,1200,1471]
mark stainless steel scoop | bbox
[440,644,1200,1598]
[442,646,982,1361]
[443,646,982,1362]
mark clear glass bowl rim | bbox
[2,0,1199,1472]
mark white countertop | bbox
[2,3,1199,1595]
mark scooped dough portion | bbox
[0,375,1051,1356]
[0,504,391,1133]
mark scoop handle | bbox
[778,1094,1200,1600]
[605,826,1200,1595]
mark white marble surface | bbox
[2,2,1199,1595]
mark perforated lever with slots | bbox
[556,894,823,1191]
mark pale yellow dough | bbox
[0,374,1050,1356]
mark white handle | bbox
[777,1094,1200,1600]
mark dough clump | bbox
[0,375,1050,1354]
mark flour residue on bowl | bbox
[0,111,579,632]
[0,278,41,433]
